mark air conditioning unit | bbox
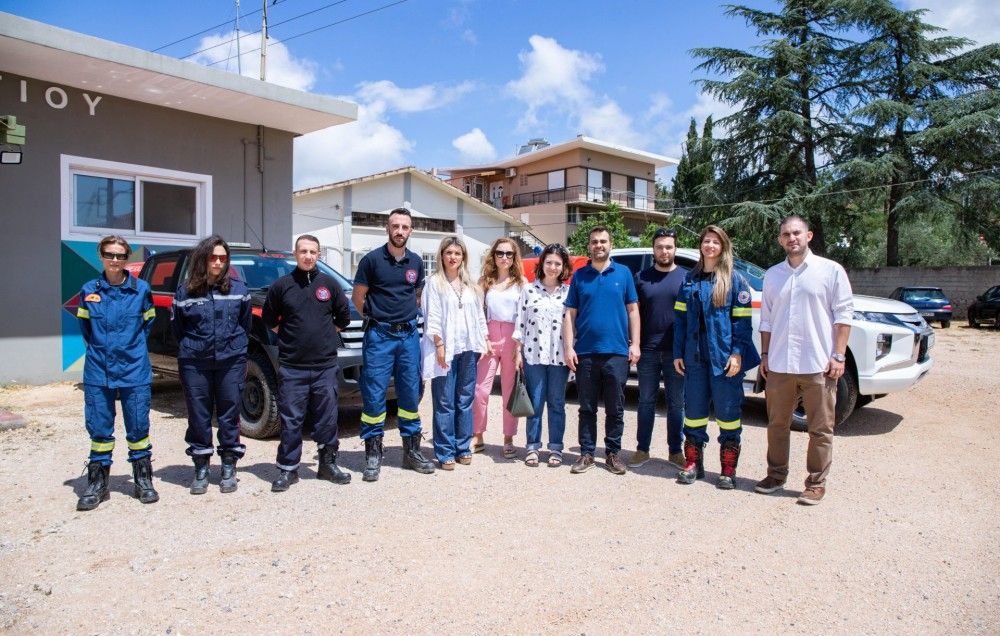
[505,167,517,178]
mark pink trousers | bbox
[473,320,518,436]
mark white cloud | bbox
[901,0,1000,47]
[355,80,474,113]
[578,101,645,148]
[191,32,317,91]
[506,35,603,128]
[461,29,478,45]
[452,128,497,163]
[294,100,414,190]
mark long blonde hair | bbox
[479,237,525,291]
[431,236,482,300]
[693,224,734,308]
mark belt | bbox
[373,319,414,333]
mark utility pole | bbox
[235,0,242,75]
[259,0,268,81]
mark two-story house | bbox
[436,135,677,246]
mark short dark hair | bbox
[97,235,131,257]
[652,227,677,245]
[779,214,810,231]
[387,207,412,221]
[535,243,571,282]
[295,234,321,250]
[589,225,610,239]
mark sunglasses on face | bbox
[494,250,515,259]
[101,251,128,261]
[208,254,228,263]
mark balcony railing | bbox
[508,185,654,210]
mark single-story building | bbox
[293,166,538,280]
[0,12,357,383]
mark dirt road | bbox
[0,327,997,634]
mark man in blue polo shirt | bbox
[352,207,435,481]
[563,226,640,475]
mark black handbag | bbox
[506,369,535,417]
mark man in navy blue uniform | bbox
[629,228,687,470]
[75,235,158,510]
[563,226,641,475]
[352,207,435,481]
[263,235,353,491]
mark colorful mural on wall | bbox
[60,240,180,371]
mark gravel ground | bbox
[0,327,997,634]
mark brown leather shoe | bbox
[754,475,786,494]
[606,452,627,475]
[797,485,825,505]
[570,454,595,474]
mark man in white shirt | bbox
[754,215,853,505]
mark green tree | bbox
[841,1,1000,265]
[567,203,636,255]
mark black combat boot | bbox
[132,457,160,504]
[271,469,299,492]
[190,455,210,495]
[316,445,351,485]
[219,451,239,493]
[676,439,705,485]
[77,461,110,511]
[717,441,741,490]
[401,434,435,474]
[362,436,384,482]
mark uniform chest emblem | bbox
[737,290,751,305]
[405,269,418,284]
[315,286,331,301]
[85,293,101,303]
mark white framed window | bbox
[547,170,565,191]
[422,252,438,275]
[61,154,212,244]
[633,177,648,209]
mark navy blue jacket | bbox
[171,279,252,365]
[673,270,760,377]
[77,272,156,388]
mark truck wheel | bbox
[241,351,281,439]
[968,313,980,328]
[790,370,859,432]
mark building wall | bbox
[846,266,1000,319]
[0,70,295,383]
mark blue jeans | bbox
[576,353,629,457]
[636,349,685,454]
[84,383,152,466]
[682,358,745,446]
[431,350,480,463]
[523,363,570,452]
[360,322,422,439]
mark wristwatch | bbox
[831,353,846,363]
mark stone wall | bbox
[845,266,1000,318]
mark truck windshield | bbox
[227,254,353,293]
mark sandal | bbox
[502,444,517,459]
[456,455,472,465]
[440,460,456,471]
[547,451,563,467]
[472,442,485,454]
[525,450,539,467]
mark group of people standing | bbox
[74,210,851,510]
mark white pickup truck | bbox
[610,247,934,429]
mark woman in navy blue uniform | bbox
[673,225,760,489]
[171,235,252,494]
[75,235,158,511]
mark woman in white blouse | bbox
[471,238,526,459]
[512,244,572,467]
[421,236,490,470]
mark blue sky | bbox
[2,0,996,189]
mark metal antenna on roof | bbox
[259,0,271,81]
[235,0,243,75]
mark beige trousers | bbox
[764,371,836,487]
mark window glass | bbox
[74,174,134,230]
[141,181,197,235]
[634,178,648,209]
[423,252,437,275]
[148,256,180,292]
[901,289,946,302]
[547,170,565,191]
[613,254,646,275]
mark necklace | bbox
[449,276,464,308]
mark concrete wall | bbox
[0,70,295,383]
[846,266,1000,318]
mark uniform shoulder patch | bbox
[315,286,331,301]
[85,293,102,303]
[405,269,418,284]
[737,290,751,305]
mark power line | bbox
[152,0,292,53]
[200,0,408,67]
